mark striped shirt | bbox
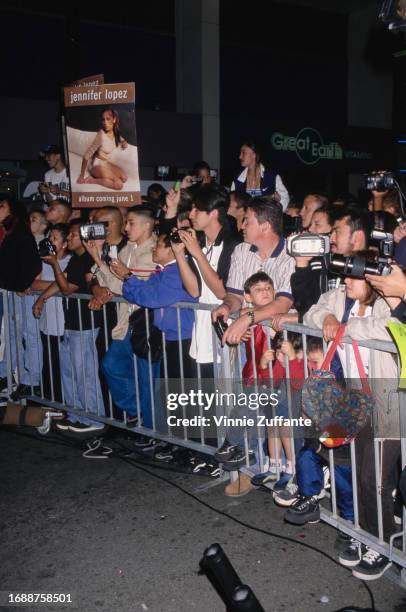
[226,238,295,300]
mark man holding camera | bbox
[85,207,157,428]
[172,184,240,377]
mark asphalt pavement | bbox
[1,427,405,612]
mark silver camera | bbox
[79,223,107,241]
[286,233,330,257]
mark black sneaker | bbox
[68,422,106,433]
[141,439,165,453]
[338,539,367,567]
[214,439,240,463]
[352,548,392,581]
[55,417,75,431]
[284,495,320,525]
[10,384,41,402]
[133,435,154,448]
[155,444,177,461]
[126,415,140,428]
[0,376,15,393]
[334,531,352,553]
[221,446,256,471]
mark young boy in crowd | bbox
[111,233,198,433]
[215,272,277,496]
[250,332,304,490]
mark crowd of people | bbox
[1,140,406,582]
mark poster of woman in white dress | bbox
[63,82,141,207]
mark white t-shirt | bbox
[44,167,71,201]
[189,241,224,364]
[39,255,71,336]
[337,300,371,380]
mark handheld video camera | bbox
[286,233,330,257]
[364,171,395,192]
[38,238,56,258]
[79,223,107,241]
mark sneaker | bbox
[68,422,106,433]
[284,495,320,525]
[206,462,221,478]
[352,548,392,581]
[55,417,75,431]
[273,481,299,507]
[141,439,165,453]
[251,470,278,487]
[155,444,178,461]
[10,384,41,402]
[334,531,352,553]
[126,415,140,428]
[0,376,15,393]
[221,446,256,471]
[224,473,253,497]
[273,472,294,491]
[338,539,367,567]
[133,435,154,448]
[214,439,240,463]
[36,411,64,435]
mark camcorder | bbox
[282,213,302,237]
[212,316,228,342]
[286,233,330,257]
[38,238,56,257]
[329,253,392,277]
[79,223,107,241]
[364,171,395,192]
[329,228,395,278]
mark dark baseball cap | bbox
[40,145,62,157]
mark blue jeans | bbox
[101,330,162,430]
[0,293,41,386]
[59,329,105,425]
[296,446,354,521]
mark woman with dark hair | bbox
[231,141,289,211]
[0,194,42,396]
[0,195,41,292]
[77,107,129,190]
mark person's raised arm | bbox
[171,239,200,298]
[179,229,226,300]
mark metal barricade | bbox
[1,288,405,584]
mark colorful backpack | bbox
[302,324,373,448]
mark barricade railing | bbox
[1,288,405,583]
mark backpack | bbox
[302,324,373,448]
[128,307,162,363]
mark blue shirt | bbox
[122,262,197,341]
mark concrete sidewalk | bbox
[1,428,405,612]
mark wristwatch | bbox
[246,310,255,326]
